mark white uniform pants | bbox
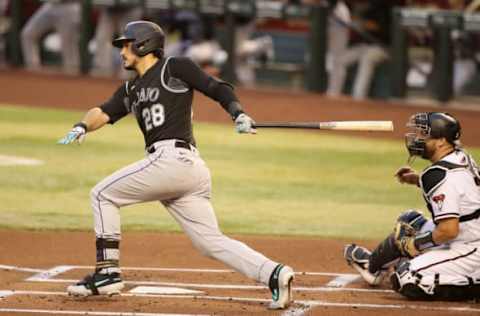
[327,44,388,100]
[90,139,278,284]
[395,220,480,297]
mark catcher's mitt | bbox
[393,222,419,258]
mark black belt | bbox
[147,141,192,154]
[460,208,480,223]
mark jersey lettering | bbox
[137,87,160,103]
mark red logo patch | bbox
[432,194,445,211]
[433,194,445,202]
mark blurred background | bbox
[1,0,480,104]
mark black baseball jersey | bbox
[100,56,240,148]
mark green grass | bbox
[1,104,478,239]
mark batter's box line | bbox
[1,290,480,315]
[21,265,389,294]
[0,290,308,316]
[24,265,361,288]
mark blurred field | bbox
[1,104,478,239]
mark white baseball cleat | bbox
[268,264,294,309]
[67,272,124,297]
[344,244,384,286]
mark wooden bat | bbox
[252,121,394,132]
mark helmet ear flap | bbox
[113,21,165,57]
[132,39,147,56]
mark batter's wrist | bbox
[226,101,244,120]
[74,122,88,132]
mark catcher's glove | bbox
[393,222,419,258]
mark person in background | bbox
[21,0,81,74]
[160,11,226,76]
[0,0,9,66]
[233,14,274,86]
[90,1,143,78]
[324,0,351,95]
[327,0,404,99]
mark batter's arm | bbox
[57,107,111,145]
[79,107,111,132]
[169,57,244,119]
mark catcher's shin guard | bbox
[344,244,384,286]
[368,233,402,274]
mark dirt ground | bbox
[0,70,480,316]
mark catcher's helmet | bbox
[112,21,165,57]
[405,112,461,158]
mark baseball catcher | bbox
[345,112,480,300]
[58,20,294,309]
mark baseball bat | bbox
[252,120,394,132]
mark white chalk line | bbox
[305,300,480,313]
[27,277,394,293]
[7,264,359,287]
[1,290,479,314]
[325,274,361,287]
[23,265,374,293]
[0,264,45,273]
[35,265,357,277]
[0,155,44,166]
[25,265,74,282]
[0,308,207,316]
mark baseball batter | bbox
[58,20,294,309]
[345,112,480,300]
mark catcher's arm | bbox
[395,166,420,186]
[394,218,459,257]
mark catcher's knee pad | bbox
[397,209,428,232]
[390,259,432,299]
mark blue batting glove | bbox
[57,126,86,145]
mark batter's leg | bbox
[164,196,278,284]
[163,194,294,309]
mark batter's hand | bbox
[395,166,419,186]
[235,113,257,134]
[58,125,86,145]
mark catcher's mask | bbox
[112,20,165,57]
[405,112,461,161]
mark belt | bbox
[147,141,192,154]
[460,208,480,223]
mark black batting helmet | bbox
[113,21,165,57]
[405,112,461,158]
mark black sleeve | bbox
[169,57,243,119]
[100,83,130,124]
